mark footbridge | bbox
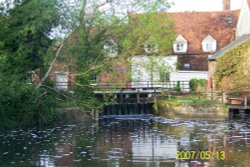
[92,81,190,103]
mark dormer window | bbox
[173,35,188,53]
[144,44,158,54]
[104,40,118,57]
[202,35,217,52]
[176,43,184,51]
[206,43,213,51]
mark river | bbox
[0,113,249,167]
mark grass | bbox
[160,94,218,106]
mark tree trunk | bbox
[36,41,64,88]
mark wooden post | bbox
[91,109,99,120]
[228,109,233,120]
[137,89,140,103]
[222,91,226,104]
[182,81,184,92]
[120,89,123,103]
[103,92,106,99]
[244,96,247,109]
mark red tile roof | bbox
[169,10,240,54]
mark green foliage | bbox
[215,40,250,90]
[0,0,175,129]
[160,95,218,106]
[173,81,181,92]
[0,0,62,129]
[61,0,175,110]
[0,78,59,129]
[189,79,206,92]
[0,0,60,78]
[121,13,175,56]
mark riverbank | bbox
[56,107,97,124]
[154,95,228,119]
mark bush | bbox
[189,79,207,92]
[173,81,181,92]
[0,78,59,129]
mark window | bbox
[176,43,184,51]
[165,73,170,82]
[27,70,40,84]
[160,72,170,82]
[183,63,190,69]
[90,75,97,84]
[144,44,158,54]
[104,40,118,57]
[173,35,188,53]
[206,43,213,51]
[55,72,68,90]
[27,71,35,83]
[202,35,217,52]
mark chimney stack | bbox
[223,0,231,10]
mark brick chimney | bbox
[223,0,231,10]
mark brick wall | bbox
[208,61,217,91]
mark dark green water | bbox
[0,114,249,167]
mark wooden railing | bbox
[91,81,190,91]
[222,91,250,109]
[54,81,191,91]
[53,81,250,108]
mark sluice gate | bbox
[100,103,153,116]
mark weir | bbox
[99,103,153,116]
[228,108,250,119]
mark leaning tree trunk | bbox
[36,41,64,88]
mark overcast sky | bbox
[168,0,243,12]
[0,0,243,12]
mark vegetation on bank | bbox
[159,94,219,106]
[155,93,228,118]
[0,0,62,129]
[158,78,211,106]
[189,79,206,92]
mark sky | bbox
[0,0,243,12]
[168,0,243,12]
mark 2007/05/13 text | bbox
[176,150,225,160]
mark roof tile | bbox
[169,10,240,54]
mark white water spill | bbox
[0,115,249,167]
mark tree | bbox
[53,0,175,108]
[0,0,60,79]
[0,0,62,128]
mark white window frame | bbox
[104,40,118,57]
[55,71,68,91]
[173,35,188,53]
[176,43,184,52]
[27,71,36,83]
[202,35,217,52]
[90,75,98,85]
[144,44,158,54]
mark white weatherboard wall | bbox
[131,55,208,91]
[170,71,208,91]
[236,0,250,37]
[131,55,177,86]
[170,71,208,81]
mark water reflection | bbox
[0,114,249,167]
